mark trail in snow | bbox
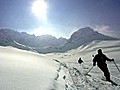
[50,63,66,90]
[53,59,120,90]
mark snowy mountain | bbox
[0,27,118,53]
[61,27,117,51]
[0,29,67,53]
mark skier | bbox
[93,49,114,82]
[78,58,83,64]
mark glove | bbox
[111,59,114,61]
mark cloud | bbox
[93,25,116,37]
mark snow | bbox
[0,46,65,90]
[0,40,120,90]
[46,40,120,90]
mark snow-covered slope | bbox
[0,40,120,90]
[46,40,120,90]
[0,46,65,90]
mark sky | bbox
[0,0,120,38]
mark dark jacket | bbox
[93,54,113,67]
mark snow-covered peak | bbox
[62,27,117,52]
[71,27,97,39]
[76,27,95,34]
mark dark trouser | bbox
[98,64,110,81]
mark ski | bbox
[101,78,119,86]
[109,80,119,86]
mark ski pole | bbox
[113,61,120,73]
[85,66,94,75]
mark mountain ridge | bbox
[0,27,118,53]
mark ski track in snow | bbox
[53,59,120,90]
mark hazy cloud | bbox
[93,25,117,37]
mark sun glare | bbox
[32,27,48,36]
[30,26,58,37]
[32,0,47,22]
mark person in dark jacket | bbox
[93,49,114,81]
[78,58,83,64]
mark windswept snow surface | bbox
[0,40,120,90]
[0,46,65,90]
[46,40,120,90]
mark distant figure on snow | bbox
[93,49,114,81]
[78,58,83,64]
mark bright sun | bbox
[31,0,58,37]
[32,0,47,22]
